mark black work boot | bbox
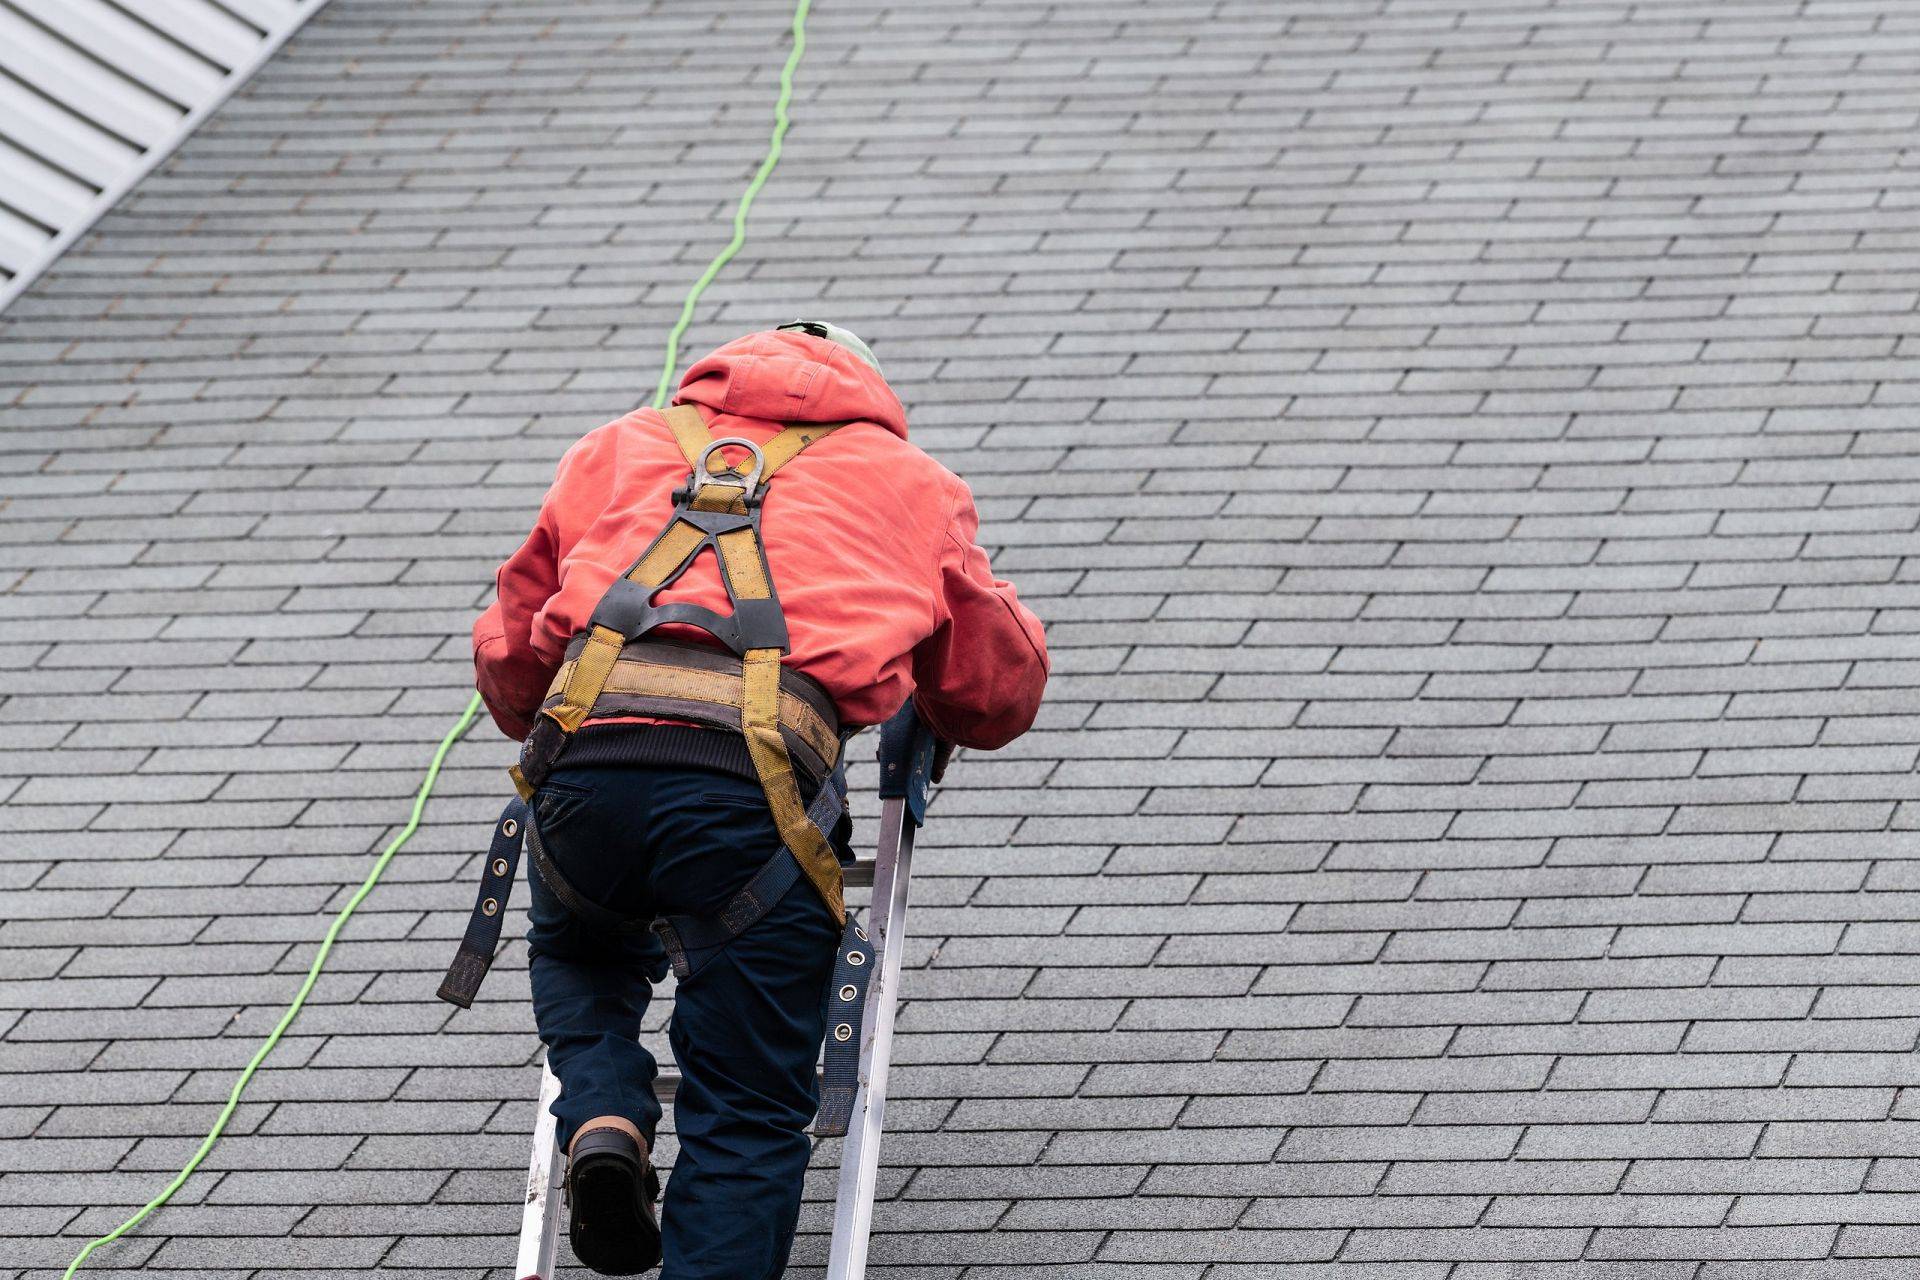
[566,1118,663,1275]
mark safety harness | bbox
[438,403,875,1134]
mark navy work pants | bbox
[525,761,840,1279]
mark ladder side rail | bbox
[516,1058,566,1280]
[824,793,915,1280]
[826,704,935,1279]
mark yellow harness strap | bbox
[528,402,848,919]
[664,403,716,471]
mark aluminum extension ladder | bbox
[515,709,936,1279]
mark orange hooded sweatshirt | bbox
[472,328,1049,752]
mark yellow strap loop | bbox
[715,527,772,597]
[757,422,841,475]
[546,624,625,732]
[741,646,846,922]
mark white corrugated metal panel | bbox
[0,0,330,312]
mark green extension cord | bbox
[59,693,483,1277]
[62,0,815,1271]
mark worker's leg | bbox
[649,771,841,1280]
[525,765,671,1153]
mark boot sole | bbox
[569,1150,662,1275]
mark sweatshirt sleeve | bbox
[472,509,562,740]
[909,478,1049,750]
[473,431,602,742]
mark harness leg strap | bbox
[650,849,873,1140]
[438,799,531,1009]
[652,765,850,979]
[815,914,875,1138]
[651,850,802,980]
[742,647,847,922]
[523,814,656,937]
[451,776,870,1139]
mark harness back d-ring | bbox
[691,436,767,504]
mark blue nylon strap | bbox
[436,798,530,1008]
[523,811,657,937]
[643,758,869,1137]
[814,913,874,1138]
[654,873,873,1139]
[653,760,851,979]
[809,756,851,858]
[651,849,804,980]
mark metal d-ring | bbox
[694,436,768,504]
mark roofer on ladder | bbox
[468,323,1049,1277]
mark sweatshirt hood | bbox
[675,328,908,439]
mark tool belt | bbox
[438,405,874,1134]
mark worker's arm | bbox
[475,424,635,737]
[473,427,619,739]
[910,478,1049,750]
[472,509,562,740]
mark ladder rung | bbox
[649,1066,823,1101]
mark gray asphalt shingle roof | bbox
[8,0,1920,1275]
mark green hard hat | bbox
[776,319,882,376]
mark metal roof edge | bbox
[0,0,333,317]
